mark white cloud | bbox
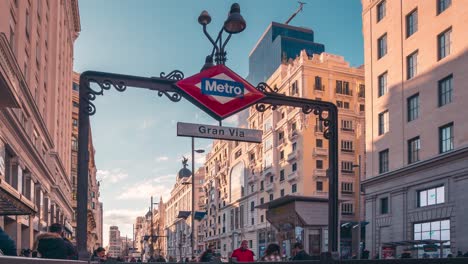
[97,169,128,183]
[155,156,169,162]
[224,114,240,127]
[117,175,174,201]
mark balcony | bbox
[264,182,274,192]
[218,161,228,175]
[277,137,285,147]
[287,150,299,162]
[314,169,327,177]
[341,148,355,155]
[313,147,327,156]
[247,174,257,184]
[262,166,275,177]
[341,127,355,133]
[311,191,328,198]
[288,130,299,141]
[287,171,298,182]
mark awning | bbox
[177,211,191,219]
[177,211,207,220]
[341,221,369,228]
[0,179,37,215]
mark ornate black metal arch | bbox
[77,70,338,259]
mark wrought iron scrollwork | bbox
[82,78,128,115]
[256,82,279,93]
[157,90,183,102]
[160,70,184,81]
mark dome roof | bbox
[178,167,192,179]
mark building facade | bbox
[362,0,468,259]
[201,51,365,259]
[71,72,103,252]
[0,0,80,253]
[108,226,121,258]
[165,167,205,261]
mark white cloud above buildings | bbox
[97,169,128,183]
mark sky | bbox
[73,0,364,247]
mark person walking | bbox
[231,240,254,262]
[0,227,17,256]
[200,245,215,262]
[261,243,281,261]
[291,242,312,260]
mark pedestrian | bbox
[49,223,78,259]
[261,243,281,261]
[291,242,312,260]
[200,245,215,262]
[0,227,17,256]
[34,231,68,259]
[231,240,254,262]
[91,247,107,262]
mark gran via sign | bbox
[177,122,262,143]
[201,78,244,98]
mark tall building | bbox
[201,51,365,259]
[152,197,166,258]
[0,0,80,252]
[362,0,468,259]
[71,72,103,252]
[247,22,325,86]
[165,167,205,261]
[108,226,122,258]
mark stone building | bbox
[0,0,80,252]
[362,0,468,259]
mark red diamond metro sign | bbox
[176,65,265,121]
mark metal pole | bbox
[328,106,339,253]
[191,137,195,258]
[357,155,362,260]
[151,196,154,258]
[133,224,135,254]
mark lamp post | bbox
[352,155,362,259]
[149,196,159,258]
[181,142,205,258]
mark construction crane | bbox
[285,1,306,25]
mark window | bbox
[315,118,324,132]
[336,101,343,108]
[9,26,15,52]
[270,175,274,183]
[418,186,445,207]
[378,34,387,59]
[72,138,78,151]
[380,197,389,214]
[316,139,323,148]
[260,181,264,191]
[438,75,453,107]
[316,160,323,169]
[25,9,30,39]
[73,101,79,108]
[261,215,264,223]
[438,28,452,60]
[407,51,418,79]
[280,189,285,197]
[439,123,454,153]
[72,83,79,91]
[407,93,419,122]
[359,104,365,112]
[341,203,354,215]
[260,197,264,204]
[414,219,450,256]
[315,76,323,90]
[279,170,285,181]
[24,62,28,80]
[344,102,350,109]
[377,1,386,22]
[316,181,323,191]
[291,80,298,95]
[73,119,78,127]
[250,152,255,161]
[341,140,354,152]
[250,201,255,211]
[292,142,297,151]
[291,122,297,131]
[378,110,389,135]
[406,9,418,37]
[335,81,342,94]
[378,72,388,97]
[269,194,273,201]
[280,150,284,160]
[341,161,354,172]
[292,184,297,193]
[379,149,389,173]
[278,131,284,140]
[292,163,297,172]
[358,84,365,98]
[408,137,420,164]
[437,0,451,14]
[341,120,353,131]
[341,182,353,193]
[35,42,41,65]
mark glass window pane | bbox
[414,224,421,232]
[427,189,436,205]
[431,221,440,230]
[420,191,427,207]
[421,231,430,240]
[441,230,450,241]
[441,220,450,230]
[437,186,445,204]
[431,230,440,240]
[422,223,431,232]
[414,232,421,240]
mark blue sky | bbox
[73,0,363,246]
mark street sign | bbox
[176,65,265,120]
[177,122,262,143]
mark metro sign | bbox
[176,65,265,120]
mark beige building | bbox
[0,0,80,252]
[108,225,121,258]
[200,51,365,259]
[362,0,468,259]
[71,72,103,252]
[165,166,205,261]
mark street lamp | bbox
[352,155,362,259]
[180,145,205,258]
